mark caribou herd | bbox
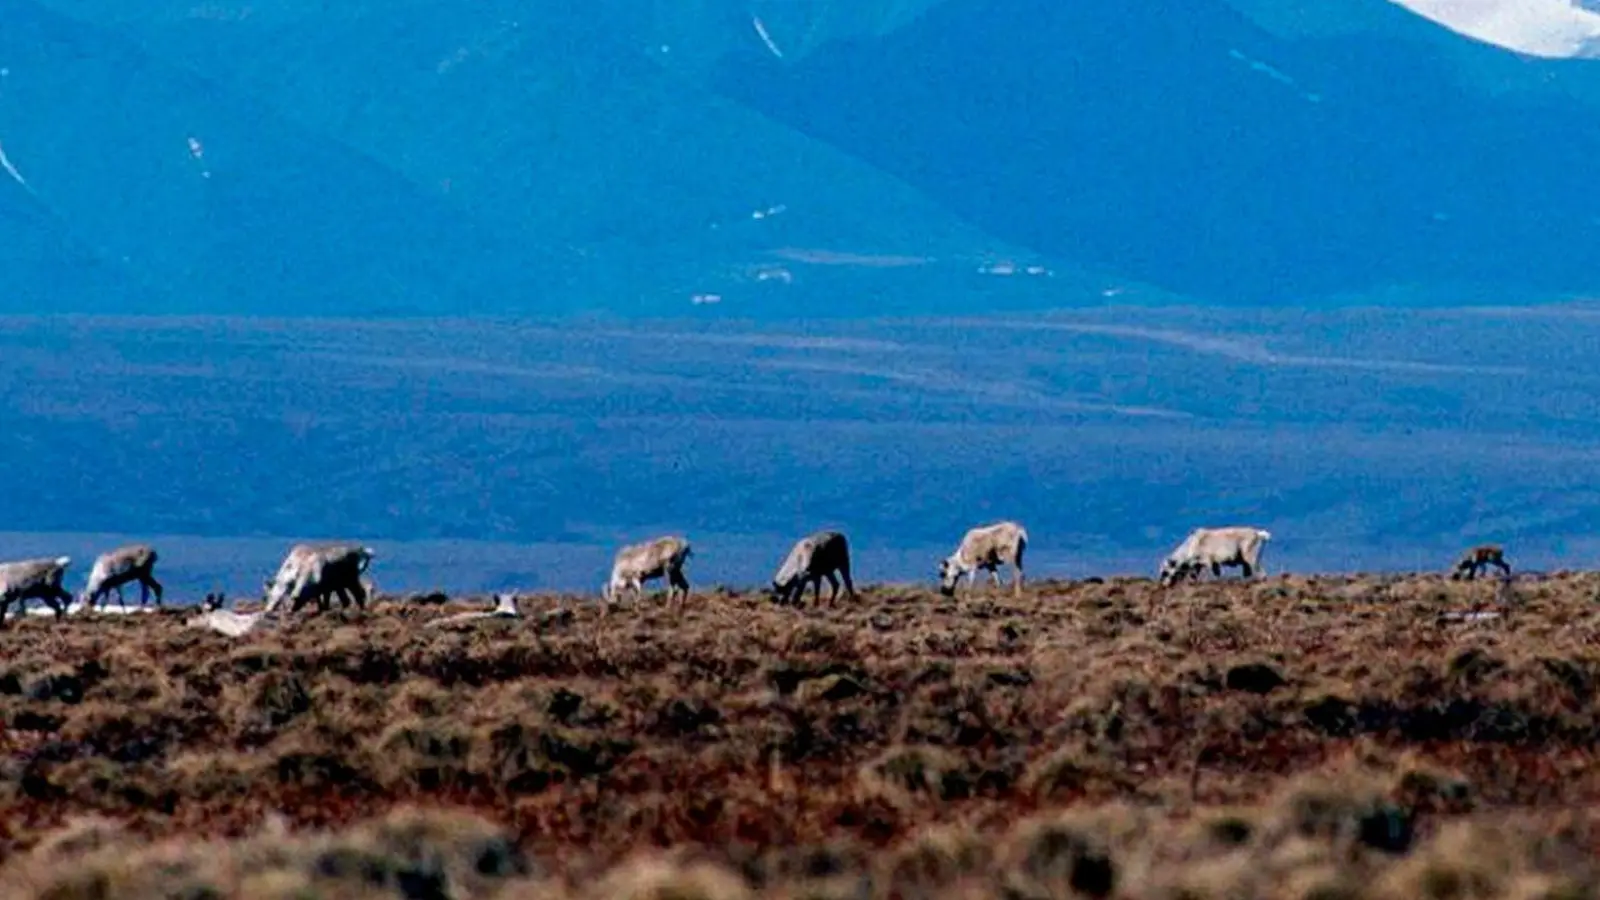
[0,523,1516,630]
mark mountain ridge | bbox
[712,0,1600,306]
[4,0,1600,316]
[7,0,1043,317]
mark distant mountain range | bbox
[2,0,1598,316]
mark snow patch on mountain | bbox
[1226,49,1324,102]
[1392,0,1600,58]
[0,140,30,191]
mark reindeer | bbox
[425,593,522,629]
[771,530,856,607]
[186,591,265,637]
[82,544,164,611]
[1450,544,1512,581]
[602,535,693,613]
[1158,527,1273,587]
[939,521,1029,598]
[0,557,74,624]
[261,543,375,619]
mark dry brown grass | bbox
[3,573,1600,898]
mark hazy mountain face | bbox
[714,0,1600,306]
[2,0,1017,317]
[5,0,1600,317]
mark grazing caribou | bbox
[1158,527,1273,587]
[939,521,1029,598]
[771,530,856,607]
[82,544,164,611]
[0,557,74,624]
[262,543,375,619]
[603,535,693,612]
[1450,544,1512,581]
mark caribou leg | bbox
[143,573,164,608]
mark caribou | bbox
[771,530,856,607]
[262,543,375,619]
[939,521,1029,598]
[82,544,164,611]
[0,557,74,624]
[602,535,693,612]
[1158,526,1273,587]
[1450,544,1512,581]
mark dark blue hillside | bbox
[6,0,1600,315]
[712,0,1600,305]
[0,2,589,315]
[0,185,145,311]
[8,0,1015,316]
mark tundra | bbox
[771,530,856,607]
[602,535,692,611]
[1450,544,1512,581]
[939,521,1029,597]
[82,544,164,611]
[1158,527,1273,587]
[262,543,375,618]
[0,557,74,624]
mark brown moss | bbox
[1021,742,1133,802]
[590,856,752,900]
[859,745,972,806]
[3,576,1600,893]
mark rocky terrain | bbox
[3,572,1600,896]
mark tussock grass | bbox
[2,575,1600,896]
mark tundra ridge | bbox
[3,571,1600,898]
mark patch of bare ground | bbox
[4,573,1600,897]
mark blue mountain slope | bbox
[7,0,1600,315]
[0,2,594,315]
[13,0,1042,316]
[0,185,145,311]
[711,0,1600,305]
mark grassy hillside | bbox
[4,573,1600,896]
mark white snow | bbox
[978,260,1053,277]
[20,600,155,618]
[21,601,86,617]
[1392,0,1600,58]
[1227,49,1323,102]
[0,139,31,191]
[186,135,212,179]
[751,15,785,59]
[0,67,30,192]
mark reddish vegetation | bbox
[4,573,1600,897]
